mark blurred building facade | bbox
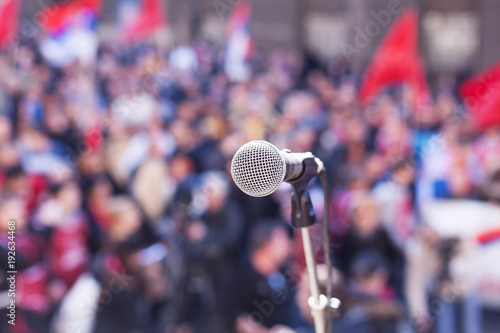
[18,0,498,74]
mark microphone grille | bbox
[231,140,286,197]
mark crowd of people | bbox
[0,39,499,333]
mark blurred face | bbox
[449,167,471,198]
[79,152,105,175]
[169,120,196,150]
[45,110,70,134]
[418,225,439,245]
[57,183,82,213]
[202,174,229,213]
[364,154,386,184]
[0,198,28,231]
[17,45,35,70]
[177,101,198,121]
[169,156,195,182]
[89,180,112,204]
[266,227,292,268]
[0,116,12,142]
[204,183,228,212]
[379,118,411,157]
[345,118,366,143]
[353,202,380,236]
[295,127,316,151]
[110,204,141,242]
[0,143,20,168]
[393,164,416,186]
[5,174,29,198]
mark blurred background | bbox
[1,0,500,332]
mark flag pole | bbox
[83,2,102,152]
[87,50,99,147]
[7,0,21,90]
[153,0,171,83]
[403,82,411,117]
[154,28,166,74]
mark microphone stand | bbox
[287,152,340,333]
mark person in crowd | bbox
[341,251,406,333]
[228,219,296,332]
[83,176,114,236]
[324,115,372,191]
[334,193,404,298]
[239,253,405,333]
[92,195,170,333]
[0,195,51,333]
[34,180,91,291]
[176,171,245,332]
[406,225,481,333]
[295,253,405,333]
[329,167,370,237]
[372,160,416,247]
[417,118,481,203]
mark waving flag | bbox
[39,0,101,67]
[461,62,500,129]
[0,0,20,48]
[359,8,432,111]
[224,0,253,82]
[120,0,167,42]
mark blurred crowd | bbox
[1,40,500,333]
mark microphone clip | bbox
[291,188,316,228]
[288,153,322,228]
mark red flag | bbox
[122,0,167,42]
[359,8,432,110]
[461,62,500,129]
[0,0,20,48]
[40,0,101,35]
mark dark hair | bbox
[248,219,292,254]
[49,180,77,196]
[5,165,24,179]
[391,158,413,174]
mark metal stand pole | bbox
[301,227,328,333]
[286,152,340,333]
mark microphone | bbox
[232,140,338,331]
[230,140,324,197]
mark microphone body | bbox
[231,140,323,197]
[281,151,314,181]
